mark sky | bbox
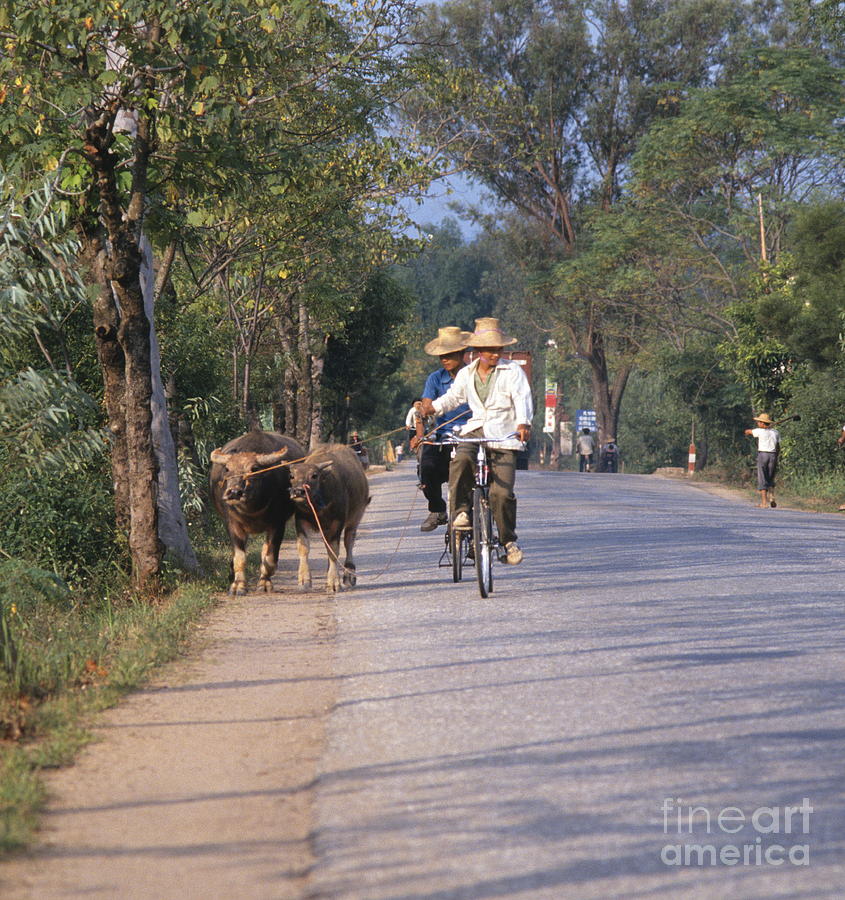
[401,172,486,238]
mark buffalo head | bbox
[210,446,289,508]
[289,459,333,509]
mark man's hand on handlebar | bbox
[419,397,435,417]
[517,424,531,443]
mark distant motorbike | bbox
[599,441,619,473]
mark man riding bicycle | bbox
[410,327,472,533]
[420,318,533,565]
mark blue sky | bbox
[401,172,486,237]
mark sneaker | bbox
[420,512,441,532]
[436,512,448,526]
[453,511,471,529]
[504,541,523,565]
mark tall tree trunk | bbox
[141,236,199,573]
[84,110,162,594]
[296,301,312,449]
[309,340,327,447]
[584,328,615,445]
[81,229,130,535]
[273,306,297,437]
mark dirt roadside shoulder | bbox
[0,583,337,900]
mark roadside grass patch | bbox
[689,465,845,514]
[0,548,227,854]
[775,471,845,512]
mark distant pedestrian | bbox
[744,413,780,508]
[350,431,369,469]
[576,428,595,472]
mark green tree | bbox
[0,0,432,588]
[756,203,845,366]
[321,271,414,440]
[405,0,748,442]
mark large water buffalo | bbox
[210,430,305,595]
[288,444,370,592]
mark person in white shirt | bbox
[576,428,595,472]
[420,318,533,564]
[744,413,780,508]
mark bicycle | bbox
[427,432,518,598]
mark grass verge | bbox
[0,575,220,855]
[688,465,845,514]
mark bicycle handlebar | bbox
[424,432,520,446]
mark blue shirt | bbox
[422,367,471,437]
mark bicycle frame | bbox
[425,432,519,596]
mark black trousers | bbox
[419,443,451,513]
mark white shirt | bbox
[751,426,780,452]
[431,358,533,450]
[577,434,594,455]
[405,406,418,429]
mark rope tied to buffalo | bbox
[241,410,467,480]
[300,479,420,584]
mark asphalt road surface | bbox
[4,465,845,899]
[310,466,845,899]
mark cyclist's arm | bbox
[421,382,466,418]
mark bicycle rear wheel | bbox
[473,488,493,597]
[450,523,463,582]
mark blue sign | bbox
[576,409,597,433]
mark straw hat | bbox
[424,326,472,356]
[466,317,518,348]
[753,413,774,425]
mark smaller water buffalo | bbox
[288,444,370,592]
[210,430,305,595]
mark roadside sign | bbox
[576,409,597,433]
[543,379,558,434]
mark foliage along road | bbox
[3,465,845,898]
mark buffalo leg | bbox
[342,525,358,587]
[230,532,248,595]
[295,520,312,590]
[326,532,343,593]
[258,525,284,592]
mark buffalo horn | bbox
[255,448,289,467]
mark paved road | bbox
[310,466,845,899]
[4,466,845,899]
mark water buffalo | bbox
[288,444,370,592]
[210,430,305,595]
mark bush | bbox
[0,454,122,588]
[777,363,845,477]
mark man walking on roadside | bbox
[744,412,780,508]
[411,327,472,532]
[420,318,533,564]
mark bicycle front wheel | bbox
[450,523,463,582]
[473,488,493,597]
